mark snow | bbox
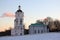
[0,33,60,40]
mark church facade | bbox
[11,5,24,36]
[29,21,49,34]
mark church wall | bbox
[11,5,24,36]
[29,24,48,34]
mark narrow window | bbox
[34,30,36,34]
[15,19,18,24]
[20,33,22,35]
[20,19,23,24]
[38,30,40,33]
[21,27,23,30]
[41,30,43,33]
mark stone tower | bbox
[11,5,24,36]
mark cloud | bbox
[1,12,15,18]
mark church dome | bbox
[16,5,22,12]
[17,9,22,12]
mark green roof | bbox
[30,22,47,27]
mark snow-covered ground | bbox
[0,33,60,40]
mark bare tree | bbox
[54,20,60,31]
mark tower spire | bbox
[18,5,21,10]
[16,5,22,12]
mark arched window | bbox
[20,33,22,35]
[14,19,18,25]
[38,30,40,33]
[20,19,23,24]
[21,27,23,30]
[34,30,36,34]
[15,19,18,24]
[41,30,43,33]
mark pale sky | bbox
[0,0,60,31]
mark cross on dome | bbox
[16,5,22,12]
[18,5,21,9]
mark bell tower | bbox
[11,5,24,36]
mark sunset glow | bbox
[0,0,60,32]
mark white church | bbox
[29,20,49,34]
[11,5,49,36]
[11,5,24,36]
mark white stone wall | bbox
[11,29,15,36]
[11,6,24,36]
[29,25,48,34]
